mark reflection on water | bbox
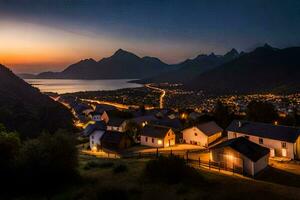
[25,79,142,94]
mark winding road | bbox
[145,84,166,109]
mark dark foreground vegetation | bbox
[0,125,79,198]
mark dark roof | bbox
[101,131,127,144]
[108,116,126,127]
[211,137,270,162]
[95,104,116,113]
[89,111,102,116]
[129,115,157,124]
[73,103,91,114]
[227,120,300,143]
[196,121,223,136]
[141,125,171,138]
[151,118,183,130]
[83,121,106,136]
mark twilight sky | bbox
[0,0,299,73]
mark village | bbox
[58,94,300,179]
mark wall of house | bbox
[253,154,269,175]
[92,115,102,121]
[294,136,300,160]
[182,127,208,147]
[141,136,164,148]
[228,131,294,159]
[163,129,176,147]
[89,130,105,151]
[208,132,222,145]
[101,111,109,123]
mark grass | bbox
[15,155,300,200]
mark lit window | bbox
[158,140,162,145]
[259,138,264,144]
[281,142,286,148]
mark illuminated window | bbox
[259,138,264,144]
[281,142,286,148]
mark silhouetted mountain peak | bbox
[263,43,273,49]
[224,48,239,60]
[112,48,139,59]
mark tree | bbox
[17,129,78,190]
[246,101,279,123]
[212,101,232,128]
[125,121,141,141]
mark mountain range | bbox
[19,44,300,94]
[0,64,74,138]
[22,49,171,79]
[137,48,240,83]
[187,44,300,94]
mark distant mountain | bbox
[187,44,300,94]
[136,48,240,83]
[0,64,74,138]
[29,49,171,79]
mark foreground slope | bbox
[0,64,74,138]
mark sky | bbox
[0,0,299,73]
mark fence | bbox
[187,158,244,175]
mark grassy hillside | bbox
[46,156,300,200]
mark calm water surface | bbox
[25,79,142,94]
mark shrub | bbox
[144,155,204,184]
[84,161,114,170]
[113,164,128,173]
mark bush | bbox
[113,164,128,174]
[84,161,114,170]
[144,155,204,184]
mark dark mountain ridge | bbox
[0,64,74,138]
[136,48,240,83]
[187,44,300,94]
[30,49,171,79]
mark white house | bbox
[141,125,176,148]
[182,121,223,147]
[83,121,107,151]
[89,111,109,123]
[227,120,300,160]
[211,137,270,176]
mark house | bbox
[106,116,127,132]
[182,121,223,147]
[82,121,107,151]
[227,120,300,159]
[101,131,132,151]
[141,125,176,148]
[210,137,270,176]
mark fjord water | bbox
[25,79,142,94]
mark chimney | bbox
[238,121,242,128]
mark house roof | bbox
[83,121,106,136]
[89,111,102,116]
[141,125,171,138]
[211,137,270,162]
[227,120,300,143]
[101,131,129,144]
[151,118,183,131]
[196,121,223,136]
[108,116,126,127]
[95,104,116,113]
[128,115,157,124]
